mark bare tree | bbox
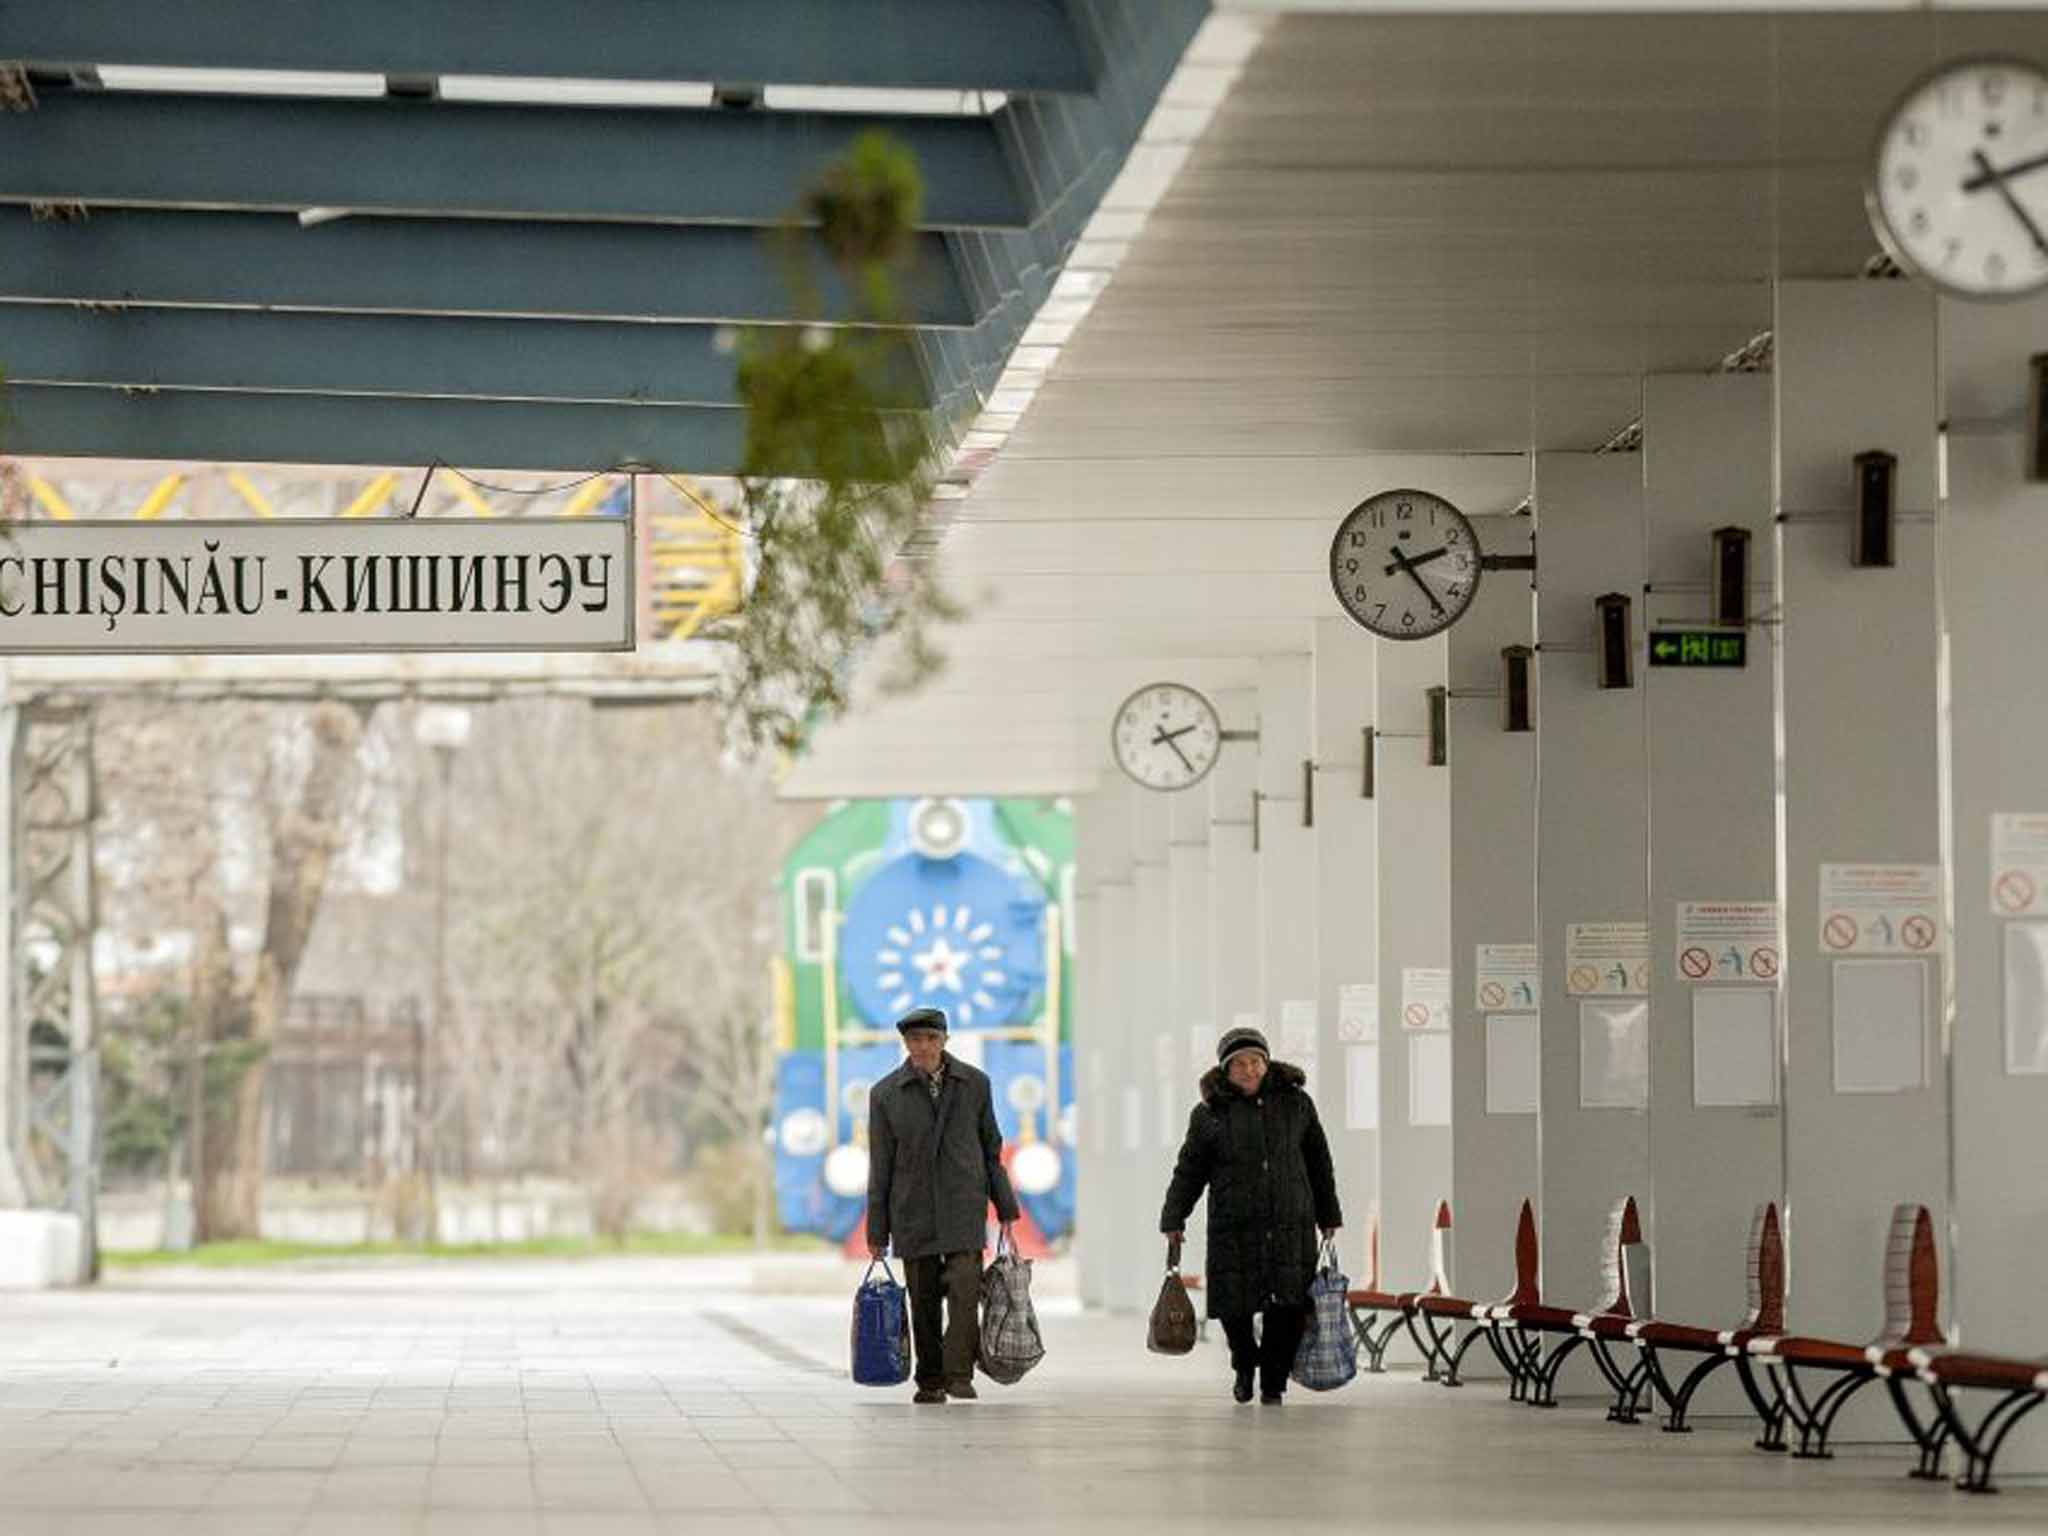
[97,698,374,1239]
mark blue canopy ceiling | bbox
[0,0,1208,472]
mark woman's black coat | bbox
[1158,1061,1342,1319]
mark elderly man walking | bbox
[867,1006,1020,1403]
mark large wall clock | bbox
[1868,56,2048,301]
[1110,682,1222,792]
[1329,488,1482,640]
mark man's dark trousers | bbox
[1220,1303,1308,1397]
[903,1250,981,1387]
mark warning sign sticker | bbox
[1818,864,1943,956]
[1565,922,1651,996]
[1991,814,2048,918]
[1476,943,1540,1012]
[1675,901,1782,985]
[1401,967,1452,1032]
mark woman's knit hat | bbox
[1216,1026,1269,1068]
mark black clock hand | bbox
[1962,147,2048,193]
[1385,546,1447,617]
[1151,727,1195,774]
[1970,149,2048,256]
[1385,545,1448,576]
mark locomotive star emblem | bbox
[910,935,969,994]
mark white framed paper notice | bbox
[2003,923,2048,1075]
[1484,1013,1541,1115]
[1691,988,1778,1107]
[1409,1033,1453,1126]
[1345,1045,1380,1130]
[1578,999,1648,1109]
[1830,959,1927,1094]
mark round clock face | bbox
[1329,488,1482,640]
[1868,57,2048,301]
[1110,682,1222,792]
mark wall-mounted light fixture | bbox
[1302,758,1315,829]
[2028,354,2048,482]
[1595,593,1633,690]
[1361,726,1376,800]
[1500,645,1535,732]
[1710,526,1751,628]
[1426,686,1448,767]
[1852,449,1897,568]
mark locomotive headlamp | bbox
[909,796,970,860]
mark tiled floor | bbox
[0,1257,2041,1535]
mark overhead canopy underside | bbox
[781,4,2048,798]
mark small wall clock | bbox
[1110,682,1222,792]
[1868,56,2048,301]
[1329,487,1483,640]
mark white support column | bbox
[1374,632,1452,1291]
[1641,374,1781,1377]
[1201,687,1261,1284]
[1532,451,1650,1314]
[1312,618,1379,1277]
[1774,281,1945,1424]
[1257,655,1319,1095]
[1164,781,1212,1275]
[1447,514,1538,1321]
[1938,297,2048,1474]
[1126,788,1171,1314]
[0,704,25,1209]
[1072,790,1110,1309]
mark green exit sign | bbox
[1649,629,1746,668]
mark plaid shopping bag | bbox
[977,1234,1045,1385]
[1290,1239,1357,1392]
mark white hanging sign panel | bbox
[0,517,634,653]
[1280,999,1319,1059]
[1565,922,1651,996]
[1400,968,1452,1031]
[1818,864,1943,956]
[1675,901,1782,984]
[1336,983,1378,1043]
[1476,943,1540,1012]
[1484,1014,1541,1115]
[1991,815,2048,917]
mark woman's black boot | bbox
[1232,1367,1255,1404]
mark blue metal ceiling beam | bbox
[0,305,942,409]
[2,0,1094,95]
[5,386,756,474]
[0,209,977,327]
[2,92,1028,229]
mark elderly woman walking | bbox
[1160,1026,1342,1405]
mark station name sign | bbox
[1647,629,1746,669]
[0,518,633,654]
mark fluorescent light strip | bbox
[97,65,384,96]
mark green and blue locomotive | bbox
[773,797,1076,1249]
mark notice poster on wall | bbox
[1991,815,2048,917]
[1401,968,1452,1031]
[1566,922,1651,996]
[1337,983,1379,1043]
[1345,1045,1381,1130]
[1579,999,1649,1109]
[1484,1013,1541,1115]
[1409,1033,1453,1126]
[1280,999,1319,1060]
[1691,988,1779,1107]
[1830,958,1928,1094]
[1153,1032,1177,1080]
[1476,943,1541,1012]
[1818,864,1943,956]
[1675,901,1782,984]
[2003,923,2048,1075]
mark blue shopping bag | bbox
[1290,1239,1358,1392]
[851,1256,912,1386]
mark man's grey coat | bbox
[866,1053,1021,1259]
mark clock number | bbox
[1910,209,1930,236]
[1372,603,1387,623]
[1348,531,1367,549]
[1397,501,1413,520]
[1984,72,2007,108]
[1895,165,1918,193]
[1344,557,1359,575]
[1987,251,2008,283]
[1446,527,1462,544]
[1354,585,1369,605]
[1401,611,1416,629]
[1902,118,1928,148]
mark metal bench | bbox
[1909,1345,2047,1492]
[1486,1197,1653,1413]
[1571,1197,1657,1424]
[1343,1210,1405,1374]
[1408,1199,1528,1389]
[1745,1204,1947,1466]
[1629,1201,1786,1437]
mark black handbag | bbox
[1146,1234,1200,1356]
